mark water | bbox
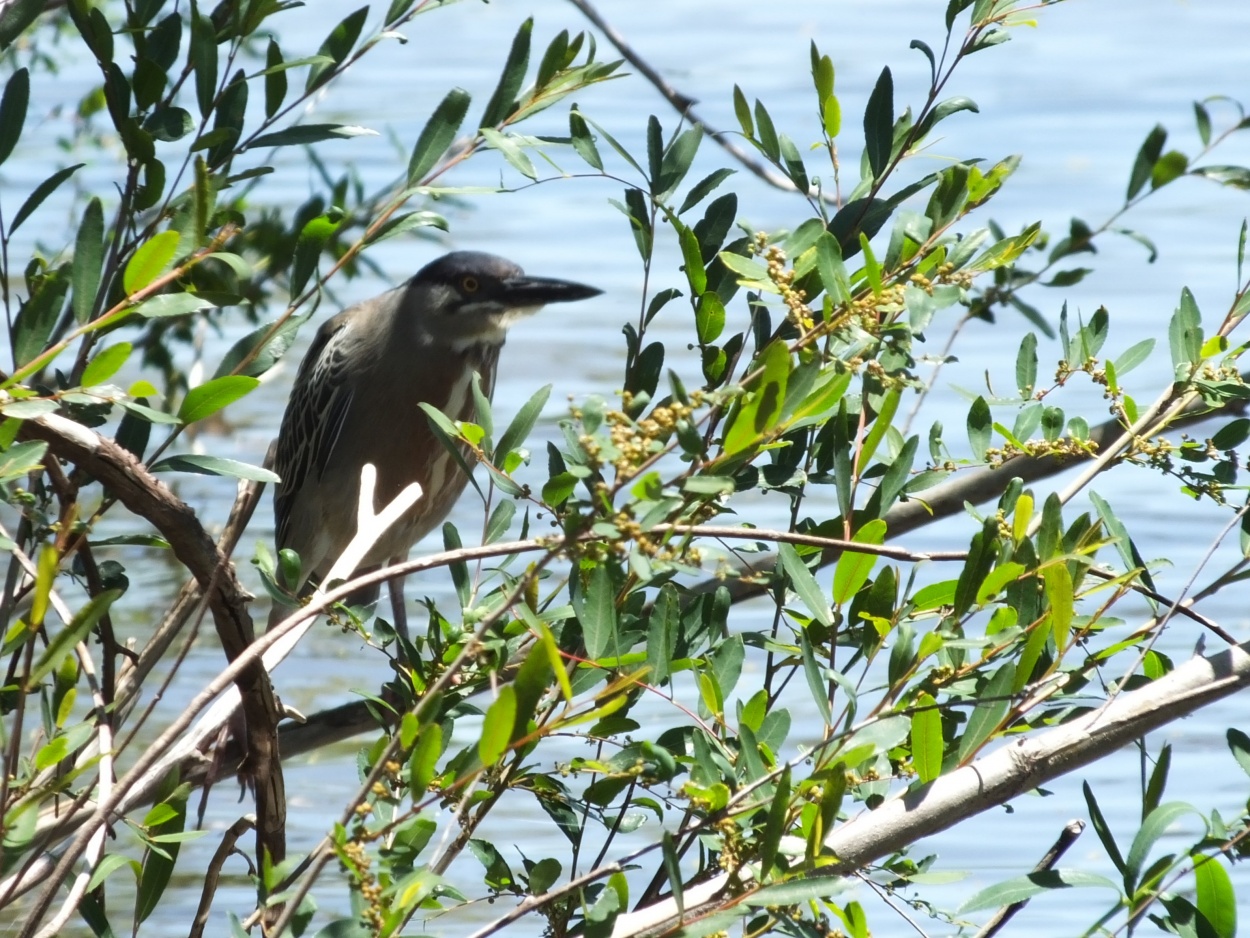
[8,0,1250,934]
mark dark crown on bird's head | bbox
[401,250,602,349]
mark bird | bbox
[270,250,602,633]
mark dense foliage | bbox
[2,1,1250,936]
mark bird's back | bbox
[273,293,498,588]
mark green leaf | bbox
[863,66,894,178]
[123,231,181,295]
[82,342,132,386]
[959,869,1120,913]
[14,268,69,366]
[408,88,471,184]
[72,197,104,323]
[1127,124,1166,200]
[1016,332,1037,398]
[0,67,29,167]
[249,123,377,149]
[679,168,735,215]
[717,251,774,291]
[760,766,791,879]
[132,293,217,318]
[1043,562,1074,651]
[646,583,680,685]
[1227,728,1250,780]
[213,312,308,380]
[799,629,832,725]
[1125,802,1201,892]
[479,685,516,765]
[1169,286,1203,373]
[11,163,84,233]
[190,12,217,120]
[28,589,122,687]
[264,39,286,119]
[1082,782,1127,878]
[480,127,536,180]
[149,454,279,482]
[967,396,992,460]
[576,565,617,661]
[1192,852,1236,938]
[832,519,887,605]
[695,292,725,345]
[306,6,369,93]
[409,723,442,794]
[568,108,602,170]
[957,662,1014,761]
[1113,338,1154,377]
[0,0,42,50]
[497,384,551,458]
[178,375,260,423]
[290,209,344,297]
[657,126,702,201]
[661,831,684,917]
[480,18,531,128]
[484,498,514,544]
[723,340,790,456]
[135,785,189,924]
[856,387,900,474]
[910,692,942,784]
[778,543,831,627]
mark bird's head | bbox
[403,251,602,350]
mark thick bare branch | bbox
[610,637,1250,936]
[16,413,286,920]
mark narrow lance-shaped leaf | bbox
[967,395,992,460]
[1192,852,1236,938]
[497,384,551,459]
[28,589,122,687]
[72,197,104,323]
[480,18,532,128]
[1168,286,1202,373]
[778,543,831,627]
[264,39,286,119]
[0,0,42,51]
[178,375,260,423]
[833,519,887,605]
[478,686,517,765]
[0,67,30,167]
[12,163,84,233]
[910,692,943,783]
[190,12,217,119]
[1127,124,1166,201]
[149,454,279,483]
[575,564,617,661]
[956,661,1015,762]
[863,66,894,178]
[1016,332,1038,398]
[1124,802,1201,893]
[408,87,471,184]
[124,230,181,295]
[568,108,602,170]
[305,5,369,93]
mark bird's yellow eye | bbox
[461,275,479,293]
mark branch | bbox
[566,0,805,193]
[690,382,1245,604]
[14,413,286,931]
[609,635,1250,936]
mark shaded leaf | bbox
[149,454,279,482]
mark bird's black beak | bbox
[501,275,602,306]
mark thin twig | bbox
[973,819,1085,938]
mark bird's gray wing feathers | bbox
[273,315,357,549]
